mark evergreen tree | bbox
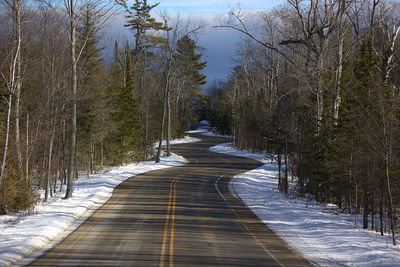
[119,0,165,53]
[173,35,207,135]
[113,43,143,163]
[76,6,104,173]
[175,35,207,86]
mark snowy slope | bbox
[0,136,200,266]
[210,142,400,267]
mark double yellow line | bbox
[159,167,215,267]
[159,173,181,267]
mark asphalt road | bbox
[28,133,312,267]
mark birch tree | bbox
[39,0,114,198]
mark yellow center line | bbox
[159,179,175,267]
[159,167,216,267]
[169,181,177,267]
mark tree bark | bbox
[156,38,172,162]
[166,87,171,157]
[0,95,13,184]
[329,0,346,140]
[14,0,23,173]
[155,91,166,163]
[65,1,77,199]
[284,138,289,194]
[385,154,396,245]
[25,113,29,181]
[44,125,55,202]
[363,183,369,229]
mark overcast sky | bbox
[104,0,286,85]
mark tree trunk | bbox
[100,140,104,167]
[62,119,66,185]
[355,185,358,225]
[363,184,369,229]
[12,0,23,175]
[371,192,375,231]
[90,137,94,174]
[156,49,171,163]
[65,6,77,199]
[0,94,13,184]
[380,182,384,236]
[25,113,29,181]
[284,138,289,194]
[14,45,23,177]
[385,154,396,245]
[329,0,346,140]
[156,93,166,163]
[166,89,171,157]
[44,126,55,202]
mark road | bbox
[29,133,312,266]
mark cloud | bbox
[154,0,285,13]
[101,6,276,85]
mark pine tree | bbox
[175,35,207,86]
[120,0,165,53]
[113,43,143,163]
[76,6,103,174]
[173,35,207,135]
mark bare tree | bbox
[155,14,206,162]
[0,0,23,184]
[39,0,114,198]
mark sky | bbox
[153,0,285,13]
[154,0,285,84]
[104,0,286,85]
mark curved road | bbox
[29,134,312,266]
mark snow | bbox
[3,127,399,267]
[169,136,201,144]
[155,136,201,146]
[210,142,400,267]
[186,128,208,133]
[0,137,200,266]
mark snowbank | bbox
[210,142,400,267]
[0,137,199,266]
[154,136,201,147]
[186,128,208,133]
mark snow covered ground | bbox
[210,142,400,267]
[155,136,201,146]
[3,130,399,267]
[0,136,200,266]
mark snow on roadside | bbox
[0,137,199,266]
[186,128,208,133]
[154,136,201,147]
[210,142,400,267]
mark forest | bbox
[208,0,400,245]
[0,0,207,212]
[1,0,400,248]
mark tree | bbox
[114,43,143,163]
[76,4,104,174]
[0,0,22,186]
[209,0,400,244]
[173,35,207,135]
[43,0,115,199]
[118,0,164,53]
